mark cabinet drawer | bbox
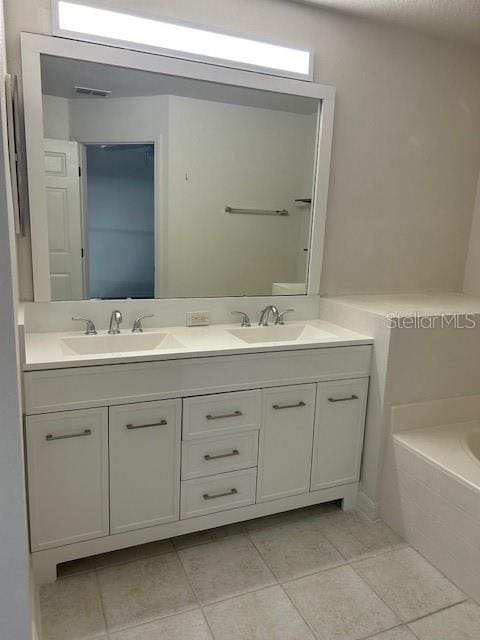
[26,408,108,551]
[257,384,316,502]
[109,399,181,534]
[183,390,261,439]
[182,431,258,480]
[311,378,368,491]
[181,468,257,519]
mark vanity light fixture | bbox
[52,1,312,79]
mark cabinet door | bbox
[26,408,108,551]
[257,384,316,502]
[109,399,181,534]
[311,378,368,491]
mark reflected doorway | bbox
[85,143,155,299]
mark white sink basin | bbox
[227,324,334,344]
[61,332,185,355]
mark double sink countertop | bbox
[23,319,373,371]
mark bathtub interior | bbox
[465,430,480,464]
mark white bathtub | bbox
[393,420,480,603]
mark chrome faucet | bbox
[258,305,279,326]
[108,310,123,334]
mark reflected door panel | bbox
[44,138,83,300]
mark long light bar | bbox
[54,1,312,79]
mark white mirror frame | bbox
[21,32,335,302]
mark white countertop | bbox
[23,319,372,371]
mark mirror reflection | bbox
[41,55,318,300]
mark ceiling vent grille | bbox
[74,85,112,97]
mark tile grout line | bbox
[405,599,472,627]
[177,532,279,607]
[347,548,468,627]
[173,544,206,610]
[198,607,218,640]
[95,550,199,637]
[278,560,404,640]
[242,526,322,639]
[248,527,352,585]
[59,541,176,579]
[102,605,201,638]
[93,568,109,639]
[278,582,323,640]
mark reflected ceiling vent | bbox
[74,85,112,97]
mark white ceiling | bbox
[295,0,480,47]
[40,56,318,114]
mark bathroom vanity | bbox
[17,31,372,584]
[23,320,371,582]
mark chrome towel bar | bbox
[225,206,288,216]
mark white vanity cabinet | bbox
[25,408,109,551]
[109,400,181,534]
[257,384,316,502]
[23,345,371,582]
[311,379,369,491]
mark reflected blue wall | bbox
[87,144,155,299]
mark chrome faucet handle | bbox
[108,310,123,335]
[132,313,154,333]
[72,317,97,335]
[276,309,295,325]
[231,311,251,327]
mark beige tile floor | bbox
[39,503,480,640]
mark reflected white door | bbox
[44,138,83,300]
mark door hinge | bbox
[78,166,82,177]
[81,248,84,258]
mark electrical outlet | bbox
[186,311,210,326]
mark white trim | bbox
[21,32,335,302]
[357,489,381,521]
[308,98,335,295]
[50,0,314,81]
[22,40,51,301]
[78,143,88,299]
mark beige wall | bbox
[6,0,480,300]
[167,95,314,297]
[463,170,480,295]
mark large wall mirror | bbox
[22,35,335,301]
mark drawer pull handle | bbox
[272,401,306,410]
[206,410,243,421]
[126,420,168,430]
[204,449,240,461]
[203,488,238,501]
[46,428,92,441]
[328,394,359,403]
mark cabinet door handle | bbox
[203,488,238,500]
[206,410,243,421]
[126,420,167,430]
[46,428,92,441]
[328,394,359,403]
[204,449,240,461]
[272,401,306,410]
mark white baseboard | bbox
[356,490,380,520]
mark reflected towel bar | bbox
[225,206,288,216]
